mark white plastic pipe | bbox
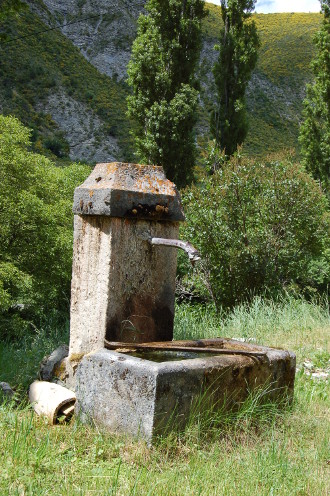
[29,381,76,424]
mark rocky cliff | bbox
[28,0,145,80]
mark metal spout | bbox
[149,237,201,264]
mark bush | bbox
[181,153,330,308]
[0,115,90,339]
[44,134,69,157]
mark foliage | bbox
[0,0,28,43]
[203,9,320,85]
[127,0,206,187]
[201,138,226,174]
[0,5,134,161]
[0,0,25,21]
[299,0,330,191]
[210,0,260,156]
[181,153,330,308]
[0,312,69,389]
[0,115,90,339]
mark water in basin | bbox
[127,349,222,362]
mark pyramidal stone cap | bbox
[73,162,185,221]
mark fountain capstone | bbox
[62,162,295,442]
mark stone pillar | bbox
[69,162,185,357]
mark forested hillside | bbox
[0,1,136,163]
[0,1,321,163]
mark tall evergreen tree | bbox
[127,0,206,187]
[211,0,259,157]
[299,0,330,190]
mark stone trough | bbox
[76,338,295,442]
[59,162,295,442]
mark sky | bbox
[207,0,321,14]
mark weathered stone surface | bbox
[76,349,157,440]
[75,339,296,442]
[69,162,185,356]
[53,356,78,391]
[36,91,120,163]
[72,162,185,221]
[40,345,69,381]
[69,216,179,355]
[68,162,296,442]
[0,382,15,402]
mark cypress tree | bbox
[127,0,206,187]
[299,0,330,190]
[211,0,259,157]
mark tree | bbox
[127,0,206,188]
[210,0,259,157]
[299,0,330,190]
[0,115,89,339]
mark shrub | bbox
[181,153,330,308]
[44,135,69,157]
[0,115,90,339]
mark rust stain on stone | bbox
[107,163,118,175]
[126,203,171,220]
[106,295,174,344]
[73,162,185,220]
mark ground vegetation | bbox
[0,295,329,495]
[0,6,134,161]
[0,116,89,340]
[181,152,330,308]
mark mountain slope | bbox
[0,1,136,162]
[200,6,321,156]
[0,1,322,163]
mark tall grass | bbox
[0,313,69,390]
[1,370,328,495]
[0,295,329,495]
[175,293,329,361]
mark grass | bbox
[0,295,329,495]
[0,313,69,391]
[174,293,329,363]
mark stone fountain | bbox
[59,162,295,442]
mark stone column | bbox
[69,162,185,357]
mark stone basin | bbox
[75,338,295,443]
